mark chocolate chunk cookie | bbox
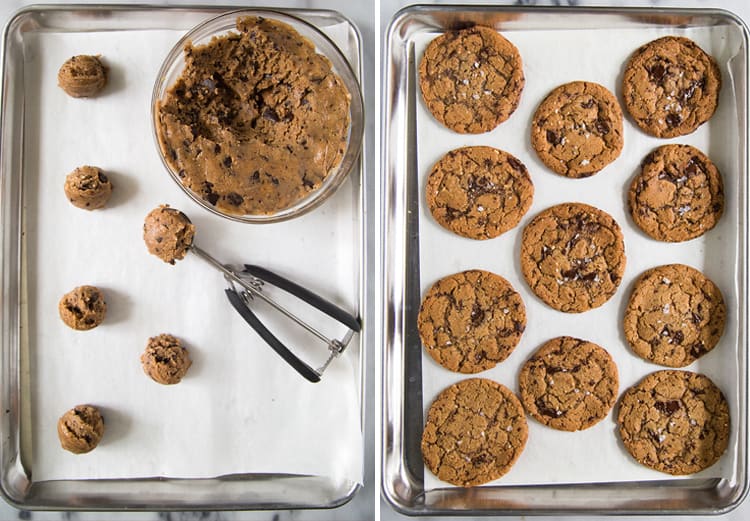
[57,55,107,98]
[421,378,528,486]
[425,146,534,240]
[617,370,730,475]
[519,336,619,431]
[57,404,105,454]
[143,205,195,265]
[141,334,192,385]
[531,81,623,178]
[418,270,526,373]
[419,26,524,134]
[64,165,113,210]
[629,144,724,242]
[623,36,721,138]
[624,264,726,368]
[58,285,106,331]
[520,203,626,313]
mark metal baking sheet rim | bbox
[380,4,750,516]
[0,4,367,511]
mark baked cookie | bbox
[418,270,526,373]
[520,203,626,313]
[58,55,107,98]
[57,404,105,454]
[421,378,528,486]
[531,81,623,178]
[622,36,721,138]
[425,146,534,240]
[58,285,106,331]
[629,144,724,242]
[617,370,730,475]
[143,205,195,265]
[64,165,113,210]
[624,264,726,368]
[419,26,524,134]
[141,334,192,385]
[518,336,619,431]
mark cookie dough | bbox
[622,36,721,138]
[57,55,107,98]
[143,205,195,265]
[520,202,626,313]
[617,370,730,475]
[419,26,524,134]
[141,334,192,385]
[518,336,619,431]
[425,146,533,240]
[57,404,105,454]
[531,81,624,178]
[624,264,726,367]
[418,270,526,373]
[58,285,106,331]
[156,16,351,216]
[421,378,528,486]
[64,165,113,210]
[629,144,724,242]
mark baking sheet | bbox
[25,22,362,483]
[416,24,743,488]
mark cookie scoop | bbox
[57,404,105,454]
[57,55,107,98]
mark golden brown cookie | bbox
[622,36,721,138]
[624,264,726,368]
[421,378,528,486]
[520,202,626,313]
[418,270,526,373]
[57,55,107,98]
[629,144,724,242]
[58,285,106,331]
[425,146,534,240]
[617,370,730,475]
[518,336,619,431]
[57,404,105,454]
[419,26,524,134]
[64,165,113,210]
[531,81,623,178]
[142,205,195,265]
[141,334,192,385]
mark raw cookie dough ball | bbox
[64,166,113,210]
[58,285,106,330]
[57,55,107,98]
[57,404,105,454]
[143,205,195,264]
[141,334,192,385]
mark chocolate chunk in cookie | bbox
[418,270,526,373]
[629,144,724,242]
[531,81,623,178]
[419,26,524,134]
[617,370,730,475]
[421,378,528,486]
[519,336,619,431]
[623,36,721,138]
[520,202,626,313]
[58,285,106,331]
[426,146,534,239]
[624,264,726,368]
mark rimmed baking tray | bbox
[381,5,749,515]
[0,4,366,511]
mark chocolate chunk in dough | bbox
[57,55,107,98]
[57,404,105,454]
[64,165,112,210]
[143,205,195,264]
[58,285,106,331]
[141,333,192,385]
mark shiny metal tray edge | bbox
[380,4,750,516]
[0,3,367,511]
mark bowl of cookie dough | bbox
[152,9,364,223]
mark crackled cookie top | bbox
[624,264,726,368]
[519,336,619,431]
[418,270,526,373]
[520,203,626,313]
[629,144,724,242]
[419,26,524,133]
[421,378,528,486]
[426,146,534,239]
[157,16,351,215]
[623,36,721,138]
[617,370,729,475]
[531,81,623,178]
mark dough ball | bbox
[57,404,105,454]
[141,334,192,385]
[143,205,195,264]
[64,166,113,210]
[57,55,107,98]
[58,285,106,331]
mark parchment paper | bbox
[416,25,744,488]
[25,22,362,484]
